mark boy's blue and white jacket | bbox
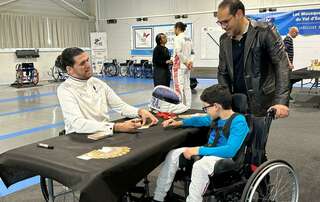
[182,114,249,158]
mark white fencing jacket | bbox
[57,76,139,135]
[172,32,194,69]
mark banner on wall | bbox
[90,32,108,74]
[248,8,320,36]
[131,23,192,56]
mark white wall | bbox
[98,0,320,70]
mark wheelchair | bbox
[167,94,299,202]
[102,59,120,77]
[119,60,135,77]
[141,60,153,79]
[50,55,68,82]
[15,62,39,86]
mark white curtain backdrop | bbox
[0,13,95,48]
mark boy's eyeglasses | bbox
[202,104,214,113]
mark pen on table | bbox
[37,143,54,149]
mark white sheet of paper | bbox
[77,155,91,160]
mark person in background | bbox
[216,0,290,118]
[152,33,172,87]
[172,22,194,109]
[283,27,299,100]
[57,47,158,135]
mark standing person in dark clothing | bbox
[152,33,172,87]
[283,27,298,65]
[283,27,299,100]
[217,0,290,118]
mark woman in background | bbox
[172,22,194,109]
[152,33,172,87]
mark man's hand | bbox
[138,109,158,126]
[269,104,289,118]
[166,60,173,65]
[289,61,294,70]
[183,147,199,160]
[114,119,142,133]
[162,119,183,128]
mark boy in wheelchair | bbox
[152,84,249,202]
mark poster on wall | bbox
[134,28,153,49]
[131,23,192,56]
[90,32,108,74]
[200,26,223,60]
[247,8,320,36]
[153,24,192,50]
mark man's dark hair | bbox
[60,47,84,71]
[200,84,232,109]
[155,33,164,45]
[218,0,245,16]
[174,22,187,32]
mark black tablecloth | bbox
[0,112,207,202]
[290,68,320,80]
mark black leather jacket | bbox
[218,20,290,116]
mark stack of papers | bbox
[77,147,131,160]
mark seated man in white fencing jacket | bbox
[57,47,158,135]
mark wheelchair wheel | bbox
[103,64,117,77]
[241,159,299,202]
[135,66,143,78]
[31,69,39,85]
[119,66,128,77]
[51,66,60,81]
[16,69,24,86]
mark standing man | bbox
[283,27,299,100]
[172,22,194,109]
[153,33,172,87]
[217,0,290,118]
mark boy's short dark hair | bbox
[60,47,84,71]
[218,0,245,16]
[200,84,232,109]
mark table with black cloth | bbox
[290,67,320,88]
[0,111,208,202]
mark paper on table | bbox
[138,123,153,130]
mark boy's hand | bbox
[183,147,199,160]
[162,119,182,128]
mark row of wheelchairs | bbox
[40,94,299,202]
[102,59,154,79]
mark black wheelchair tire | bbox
[240,159,299,202]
